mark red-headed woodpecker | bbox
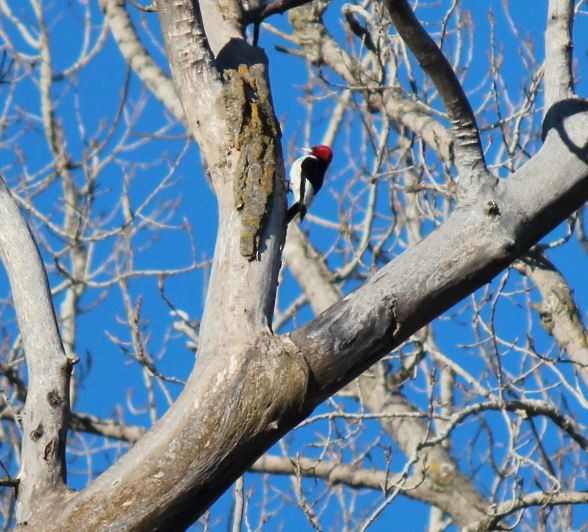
[286,144,333,224]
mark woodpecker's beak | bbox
[302,147,313,154]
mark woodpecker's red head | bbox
[310,145,333,165]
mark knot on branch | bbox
[484,200,500,216]
[47,390,65,408]
[30,423,44,442]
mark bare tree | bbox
[0,0,586,530]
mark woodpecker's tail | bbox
[286,203,307,224]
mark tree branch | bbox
[515,249,588,388]
[19,4,588,530]
[67,408,491,524]
[69,412,145,443]
[288,3,454,161]
[33,2,290,529]
[157,0,227,168]
[544,0,574,113]
[466,491,588,531]
[283,224,489,527]
[252,456,588,528]
[0,179,71,523]
[342,6,377,54]
[0,478,19,488]
[420,399,587,452]
[99,0,186,124]
[383,0,490,191]
[251,454,425,498]
[45,101,588,526]
[291,100,588,403]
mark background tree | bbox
[0,0,586,530]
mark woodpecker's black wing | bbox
[301,156,326,194]
[286,203,300,224]
[287,154,328,224]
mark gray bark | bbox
[0,179,71,523]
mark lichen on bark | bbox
[224,61,281,260]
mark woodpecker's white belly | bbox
[290,155,317,210]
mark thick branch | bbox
[383,0,489,190]
[69,407,488,524]
[34,2,289,529]
[157,0,227,168]
[0,179,71,523]
[283,225,488,527]
[23,3,588,524]
[198,0,245,56]
[544,0,574,113]
[34,103,588,532]
[292,101,588,401]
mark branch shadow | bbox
[542,99,588,163]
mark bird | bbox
[286,144,333,224]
